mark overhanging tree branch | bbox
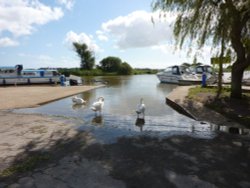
[152,0,250,98]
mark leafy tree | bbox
[118,62,133,75]
[152,0,250,99]
[73,42,95,70]
[211,56,232,66]
[181,62,191,67]
[193,62,203,66]
[99,56,122,72]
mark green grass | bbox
[59,68,159,77]
[133,68,159,75]
[0,154,50,177]
[187,86,250,127]
[187,86,231,99]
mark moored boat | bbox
[0,65,61,85]
[156,65,201,85]
[222,71,250,85]
[190,64,217,84]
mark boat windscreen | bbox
[205,66,213,73]
[180,67,191,74]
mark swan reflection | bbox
[92,116,103,125]
[135,118,145,132]
[72,104,85,110]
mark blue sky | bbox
[0,0,211,69]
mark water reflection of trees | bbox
[82,76,124,87]
[79,91,92,103]
[156,83,178,95]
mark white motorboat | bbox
[190,65,250,85]
[222,71,250,85]
[0,65,61,85]
[190,64,217,84]
[156,65,201,85]
[243,71,250,85]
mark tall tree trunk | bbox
[225,1,247,99]
[230,62,244,98]
[217,58,223,98]
[216,40,224,98]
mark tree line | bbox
[59,42,158,76]
[69,42,133,75]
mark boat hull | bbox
[0,76,60,85]
[158,78,201,85]
[178,79,202,85]
[156,74,180,84]
[156,73,201,86]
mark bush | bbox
[118,63,133,75]
[99,56,122,72]
[59,68,104,76]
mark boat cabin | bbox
[0,65,61,85]
[191,65,214,75]
[163,65,192,75]
[22,69,60,77]
[0,64,23,76]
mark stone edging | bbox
[165,97,196,120]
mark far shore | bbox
[0,85,104,110]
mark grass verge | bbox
[187,86,250,127]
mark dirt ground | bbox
[0,111,82,173]
[0,86,250,187]
[0,85,103,110]
[0,110,250,188]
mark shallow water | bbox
[15,75,249,143]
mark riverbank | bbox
[0,84,250,187]
[0,84,124,187]
[166,85,250,127]
[0,85,104,110]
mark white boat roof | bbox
[0,66,16,69]
[23,69,57,72]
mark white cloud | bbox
[0,0,63,37]
[37,55,54,61]
[151,44,175,54]
[151,43,215,65]
[65,31,101,52]
[18,53,53,61]
[0,37,19,47]
[96,30,108,41]
[57,0,74,10]
[17,52,78,68]
[101,11,176,49]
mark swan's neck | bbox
[140,98,143,104]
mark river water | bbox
[15,75,222,143]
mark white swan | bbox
[136,98,145,119]
[72,96,86,105]
[91,97,104,115]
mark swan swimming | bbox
[72,96,86,105]
[136,98,145,119]
[91,97,104,115]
